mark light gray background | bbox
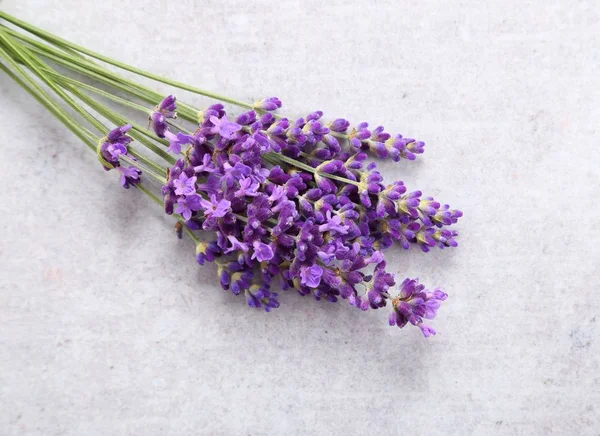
[1,1,599,435]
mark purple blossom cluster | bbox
[98,124,141,189]
[147,95,462,336]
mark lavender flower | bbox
[165,131,191,154]
[107,124,133,144]
[176,194,203,221]
[196,241,221,265]
[99,124,133,169]
[150,112,166,138]
[300,264,324,288]
[116,166,141,189]
[150,95,177,138]
[251,241,274,262]
[209,115,241,139]
[173,172,197,196]
[158,95,177,117]
[199,195,231,218]
[245,285,280,311]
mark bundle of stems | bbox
[0,12,461,336]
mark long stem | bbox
[0,44,95,149]
[7,37,176,170]
[1,16,358,143]
[0,29,200,244]
[45,70,152,113]
[2,31,112,137]
[0,25,200,122]
[0,11,253,109]
[43,70,195,135]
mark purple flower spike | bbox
[209,115,241,139]
[300,264,324,288]
[254,97,282,111]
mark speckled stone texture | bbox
[0,1,598,435]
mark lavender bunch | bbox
[0,12,462,337]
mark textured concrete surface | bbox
[1,1,599,435]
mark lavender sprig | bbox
[0,15,463,337]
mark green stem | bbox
[14,43,183,175]
[2,33,112,136]
[43,71,195,135]
[1,17,356,142]
[0,11,253,109]
[136,183,163,206]
[0,25,200,122]
[182,225,200,244]
[45,69,152,113]
[0,43,95,149]
[127,148,167,176]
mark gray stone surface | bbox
[1,1,599,435]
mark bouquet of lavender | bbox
[0,12,462,337]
